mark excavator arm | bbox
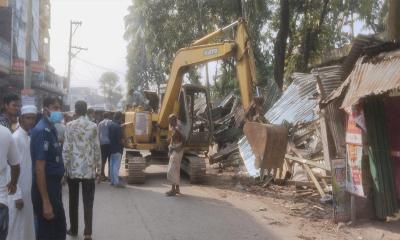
[157,18,257,128]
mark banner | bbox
[345,105,367,197]
[21,88,36,106]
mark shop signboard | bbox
[21,88,36,106]
[345,106,367,197]
[12,59,45,82]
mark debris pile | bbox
[203,93,244,168]
[209,67,347,203]
[212,93,245,144]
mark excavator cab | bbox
[178,84,213,151]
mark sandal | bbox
[165,190,177,197]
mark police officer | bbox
[30,96,66,240]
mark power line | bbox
[66,21,87,95]
[74,57,126,76]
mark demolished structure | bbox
[209,35,400,223]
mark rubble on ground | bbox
[207,72,345,221]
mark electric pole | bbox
[66,20,87,94]
[24,0,33,89]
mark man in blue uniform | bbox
[30,96,66,240]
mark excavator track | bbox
[126,152,146,184]
[146,151,169,164]
[181,155,206,184]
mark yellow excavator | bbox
[123,18,286,184]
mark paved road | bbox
[64,164,279,240]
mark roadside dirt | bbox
[202,165,400,240]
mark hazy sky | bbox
[50,0,131,92]
[49,0,372,94]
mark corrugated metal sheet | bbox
[341,35,381,79]
[364,96,398,219]
[311,65,343,97]
[260,79,282,113]
[325,100,347,158]
[341,49,400,108]
[320,36,381,106]
[321,76,351,105]
[238,136,260,177]
[265,73,317,124]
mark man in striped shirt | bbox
[0,94,21,132]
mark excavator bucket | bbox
[243,122,288,170]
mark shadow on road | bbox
[63,168,282,240]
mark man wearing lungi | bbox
[166,114,185,197]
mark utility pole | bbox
[66,20,87,94]
[24,0,33,89]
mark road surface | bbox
[64,163,279,240]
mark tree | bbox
[124,0,272,99]
[99,72,123,107]
[388,0,400,41]
[269,0,387,87]
[125,0,388,100]
[273,0,290,90]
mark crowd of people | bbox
[0,94,124,240]
[0,92,186,240]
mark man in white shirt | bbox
[7,105,37,240]
[0,126,20,240]
[63,101,101,240]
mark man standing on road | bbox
[109,112,124,187]
[31,96,66,240]
[98,112,112,181]
[63,101,101,240]
[7,105,37,240]
[166,114,185,197]
[0,125,20,240]
[0,94,21,132]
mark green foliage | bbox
[124,0,272,99]
[269,0,387,87]
[124,0,387,99]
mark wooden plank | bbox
[303,164,326,197]
[285,154,330,171]
[296,192,314,197]
[275,160,289,180]
[351,195,356,222]
[318,111,332,170]
[274,179,315,187]
[321,178,329,192]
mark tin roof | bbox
[341,49,400,108]
[311,65,344,98]
[265,73,317,124]
[320,36,382,106]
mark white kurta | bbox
[7,128,35,240]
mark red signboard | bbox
[345,105,367,197]
[12,59,45,73]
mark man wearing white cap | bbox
[7,105,37,240]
